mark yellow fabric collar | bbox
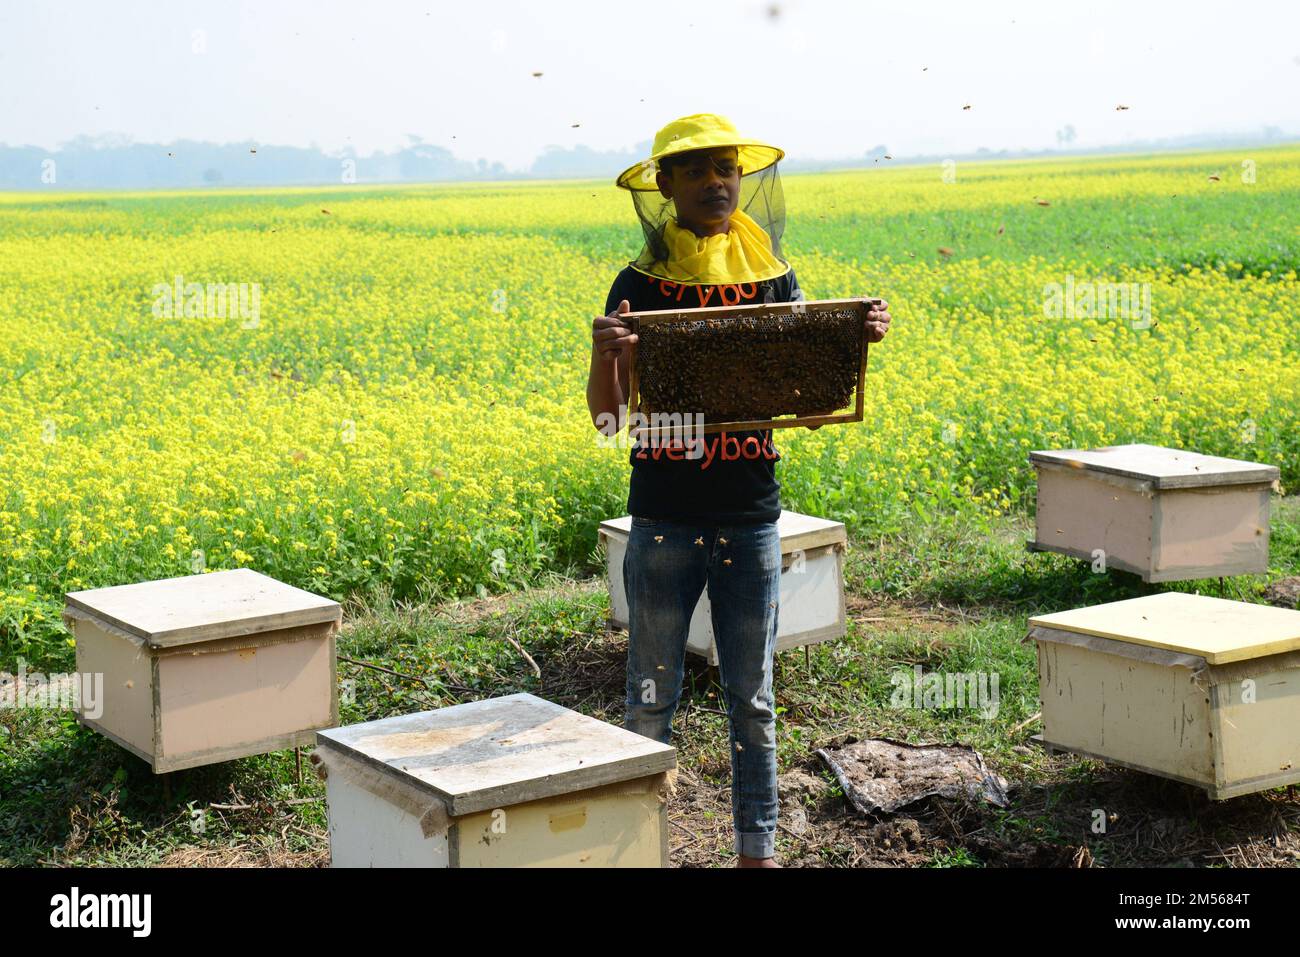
[642,208,788,285]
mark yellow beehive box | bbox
[1030,592,1300,799]
[63,568,341,773]
[315,693,677,868]
[1029,444,1279,582]
[599,509,847,665]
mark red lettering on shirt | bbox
[635,431,778,468]
[638,278,761,307]
[697,435,717,469]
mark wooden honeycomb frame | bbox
[625,297,873,439]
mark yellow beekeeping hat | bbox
[616,113,785,191]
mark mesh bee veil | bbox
[623,156,788,285]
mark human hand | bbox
[863,298,891,342]
[592,299,637,362]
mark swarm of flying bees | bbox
[634,309,863,422]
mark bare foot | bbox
[736,854,781,868]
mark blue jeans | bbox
[622,516,781,859]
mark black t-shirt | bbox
[603,264,805,525]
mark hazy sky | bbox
[2,0,1297,167]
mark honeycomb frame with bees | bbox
[625,297,874,440]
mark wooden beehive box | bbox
[62,568,341,773]
[626,297,873,438]
[599,510,847,665]
[1028,444,1279,582]
[314,693,677,867]
[1030,592,1300,799]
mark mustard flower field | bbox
[3,146,1298,669]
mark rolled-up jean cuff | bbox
[737,830,775,859]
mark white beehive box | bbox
[1029,444,1279,582]
[1030,592,1300,799]
[599,510,848,665]
[63,568,341,773]
[315,693,677,867]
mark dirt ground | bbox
[534,591,1300,868]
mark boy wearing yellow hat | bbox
[587,114,891,867]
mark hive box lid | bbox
[1029,443,1279,489]
[1029,592,1300,664]
[599,509,845,554]
[64,568,341,648]
[315,692,677,816]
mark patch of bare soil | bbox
[845,594,985,636]
[339,576,607,637]
[540,599,1300,867]
[159,842,328,868]
[663,756,1300,868]
[1264,576,1300,609]
[535,621,630,724]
